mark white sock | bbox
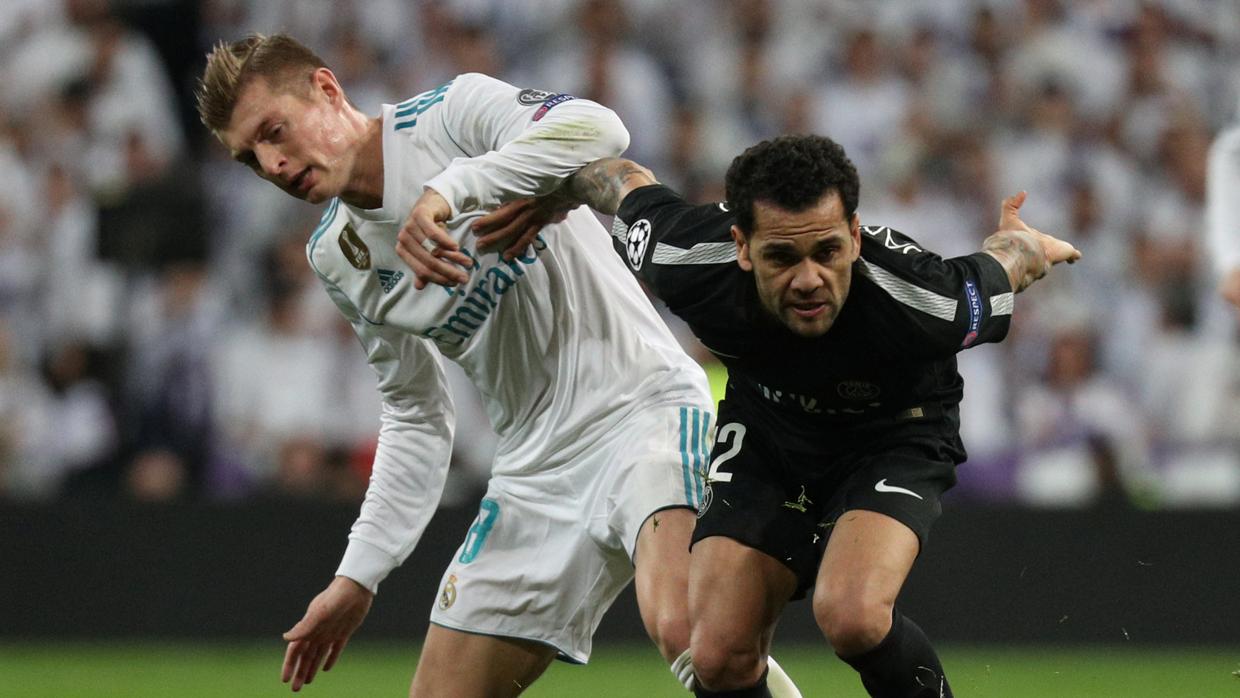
[670,650,801,696]
[670,649,696,691]
[766,656,803,698]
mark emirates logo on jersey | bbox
[625,219,652,270]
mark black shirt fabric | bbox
[612,184,1014,456]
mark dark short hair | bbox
[724,134,859,235]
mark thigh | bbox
[632,506,694,660]
[814,508,919,609]
[689,535,796,655]
[410,623,557,698]
[823,446,957,557]
[691,409,824,596]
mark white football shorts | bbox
[428,404,712,663]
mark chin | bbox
[781,312,834,337]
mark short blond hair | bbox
[196,33,328,134]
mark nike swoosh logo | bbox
[874,479,924,500]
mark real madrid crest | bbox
[438,574,458,610]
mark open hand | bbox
[396,188,474,289]
[999,191,1082,267]
[281,576,374,692]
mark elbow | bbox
[592,108,630,158]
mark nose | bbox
[789,260,824,294]
[254,143,287,179]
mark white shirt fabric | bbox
[307,73,709,592]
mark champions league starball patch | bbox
[516,88,557,105]
[625,219,652,270]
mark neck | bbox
[339,115,384,210]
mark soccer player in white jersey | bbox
[196,34,800,697]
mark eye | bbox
[268,123,284,140]
[813,247,839,263]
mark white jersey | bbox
[307,73,710,592]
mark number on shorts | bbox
[707,423,746,483]
[459,498,500,564]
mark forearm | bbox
[982,229,1050,293]
[563,157,657,215]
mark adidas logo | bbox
[377,268,404,293]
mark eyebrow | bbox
[230,117,273,164]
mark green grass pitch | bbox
[0,642,1235,697]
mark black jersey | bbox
[612,184,1014,454]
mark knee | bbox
[690,634,766,691]
[813,589,893,657]
[646,608,691,662]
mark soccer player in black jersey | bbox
[447,135,1079,698]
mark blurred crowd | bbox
[1,0,1238,508]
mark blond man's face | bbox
[218,71,353,204]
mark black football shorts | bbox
[691,400,959,598]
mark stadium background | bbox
[1,0,1238,695]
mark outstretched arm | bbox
[471,157,659,259]
[982,192,1081,293]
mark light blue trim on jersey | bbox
[690,409,703,506]
[696,410,711,504]
[459,498,500,564]
[309,197,340,248]
[679,407,695,508]
[393,80,454,131]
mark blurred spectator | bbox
[1013,324,1155,508]
[3,0,1240,506]
[12,340,119,498]
[523,0,676,171]
[811,25,913,187]
[1206,114,1240,312]
[209,282,335,494]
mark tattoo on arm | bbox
[982,229,1050,293]
[564,158,657,215]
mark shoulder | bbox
[305,198,356,284]
[858,225,929,259]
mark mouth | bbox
[789,301,828,319]
[291,168,312,194]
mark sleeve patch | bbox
[533,94,575,121]
[624,219,652,270]
[516,88,557,105]
[962,279,982,347]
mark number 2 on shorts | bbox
[707,423,746,483]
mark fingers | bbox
[474,199,534,238]
[476,206,538,254]
[322,638,349,673]
[501,225,543,261]
[299,644,326,689]
[282,639,301,684]
[396,226,470,289]
[999,191,1028,230]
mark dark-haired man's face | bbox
[732,191,861,337]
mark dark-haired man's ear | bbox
[731,225,752,271]
[847,212,862,261]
